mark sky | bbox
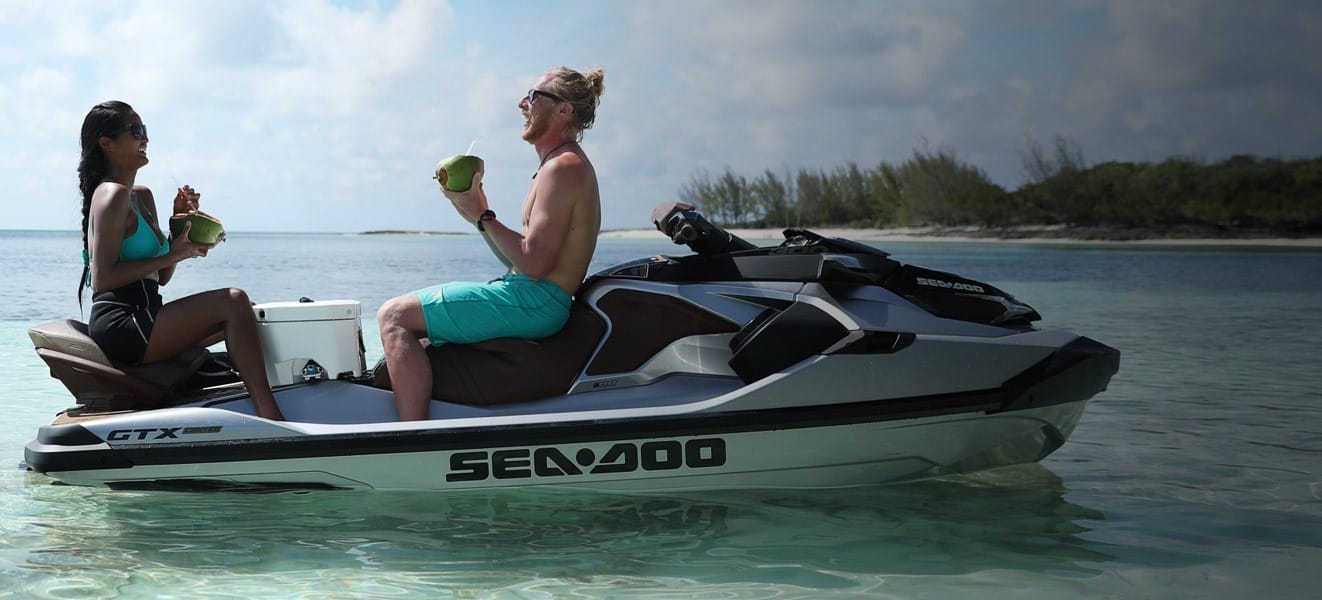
[3,0,1320,233]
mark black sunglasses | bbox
[109,123,149,140]
[526,89,567,105]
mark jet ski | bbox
[24,203,1120,491]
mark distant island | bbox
[599,225,1321,247]
[360,141,1321,245]
[678,137,1322,240]
[360,230,469,236]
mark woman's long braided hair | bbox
[76,101,133,307]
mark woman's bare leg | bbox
[196,330,225,349]
[377,294,433,421]
[144,288,285,421]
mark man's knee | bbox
[378,295,417,331]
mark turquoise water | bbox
[3,231,1321,598]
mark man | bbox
[377,66,606,420]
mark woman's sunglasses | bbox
[109,123,149,140]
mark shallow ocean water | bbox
[2,231,1320,598]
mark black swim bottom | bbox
[89,279,163,365]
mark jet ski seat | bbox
[28,319,210,413]
[371,283,741,406]
[371,301,607,406]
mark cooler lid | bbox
[254,300,361,323]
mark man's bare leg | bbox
[377,295,434,421]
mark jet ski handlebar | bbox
[651,202,758,255]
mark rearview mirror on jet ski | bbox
[652,201,757,255]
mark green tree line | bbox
[677,138,1322,235]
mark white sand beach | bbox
[600,227,1322,248]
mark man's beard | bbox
[522,112,551,142]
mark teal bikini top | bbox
[82,194,170,282]
[119,208,170,262]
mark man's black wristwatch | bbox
[476,209,496,232]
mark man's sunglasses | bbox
[526,89,568,105]
[109,123,149,140]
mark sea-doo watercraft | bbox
[24,203,1119,491]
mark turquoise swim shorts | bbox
[411,274,572,346]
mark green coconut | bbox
[169,211,226,244]
[433,154,484,192]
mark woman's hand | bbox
[441,171,488,223]
[173,185,201,214]
[169,222,214,260]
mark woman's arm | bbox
[88,184,206,291]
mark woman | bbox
[78,100,284,421]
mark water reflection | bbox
[15,465,1130,595]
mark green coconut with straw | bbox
[433,139,483,192]
[434,155,484,192]
[169,210,226,244]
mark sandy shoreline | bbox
[598,227,1322,248]
[361,227,1322,247]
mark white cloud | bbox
[3,0,1321,233]
[1060,0,1322,165]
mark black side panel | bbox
[587,289,738,376]
[36,423,104,446]
[883,264,1041,325]
[732,253,899,284]
[997,336,1121,413]
[731,255,825,281]
[728,302,849,383]
[839,331,916,355]
[26,422,136,473]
